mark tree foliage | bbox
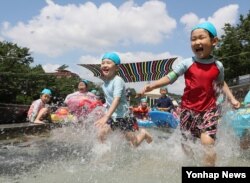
[0,41,82,105]
[214,11,250,83]
[0,41,33,73]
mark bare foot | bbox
[141,129,153,144]
[34,120,45,124]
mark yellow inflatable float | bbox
[51,107,75,123]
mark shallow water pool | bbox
[0,111,249,183]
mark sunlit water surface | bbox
[0,106,249,183]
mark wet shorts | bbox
[180,107,220,140]
[107,117,139,132]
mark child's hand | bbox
[230,98,241,109]
[94,115,109,128]
[141,84,153,94]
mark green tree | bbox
[0,41,35,103]
[0,41,33,73]
[0,41,81,105]
[214,11,250,83]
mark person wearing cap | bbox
[64,79,95,104]
[95,52,152,147]
[130,98,150,120]
[64,79,96,117]
[155,87,173,112]
[27,88,52,124]
[141,22,240,166]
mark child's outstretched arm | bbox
[141,75,172,94]
[95,97,120,128]
[222,81,241,108]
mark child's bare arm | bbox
[141,76,171,94]
[105,97,120,118]
[95,97,120,128]
[222,81,240,108]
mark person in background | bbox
[130,98,150,120]
[95,52,152,147]
[90,89,97,95]
[125,88,132,104]
[95,91,106,106]
[27,88,52,124]
[171,100,180,119]
[141,22,240,166]
[64,79,95,105]
[155,87,173,112]
[64,79,99,119]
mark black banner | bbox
[182,167,250,183]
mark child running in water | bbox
[95,52,152,147]
[27,88,52,124]
[141,22,240,166]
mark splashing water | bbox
[0,105,249,183]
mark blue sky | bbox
[0,0,249,94]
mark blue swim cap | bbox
[41,88,52,95]
[82,79,89,86]
[91,89,97,94]
[192,22,217,37]
[102,52,121,65]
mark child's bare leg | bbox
[34,108,49,124]
[140,129,153,144]
[181,142,195,159]
[200,132,216,166]
[97,124,111,143]
[125,129,152,147]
